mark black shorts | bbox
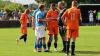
[59,26,66,37]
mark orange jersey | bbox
[46,9,59,27]
[20,13,28,34]
[20,13,28,26]
[46,9,59,35]
[46,9,59,24]
[62,7,80,30]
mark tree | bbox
[0,0,6,10]
[4,3,23,11]
[35,0,99,9]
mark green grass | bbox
[0,26,100,56]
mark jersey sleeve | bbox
[20,14,24,23]
[37,12,42,19]
[61,9,68,19]
[33,11,35,17]
[46,10,51,19]
[78,9,81,18]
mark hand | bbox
[32,25,35,30]
[21,25,27,28]
[32,26,35,30]
[63,26,66,30]
[45,27,47,31]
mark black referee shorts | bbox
[59,26,66,37]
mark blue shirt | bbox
[33,9,39,18]
[35,10,45,27]
[32,9,39,27]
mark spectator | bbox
[12,9,19,20]
[97,10,100,24]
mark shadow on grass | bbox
[58,50,100,55]
[76,51,100,54]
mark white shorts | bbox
[89,17,93,22]
[97,18,100,20]
[35,26,45,38]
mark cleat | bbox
[33,49,37,52]
[71,53,75,56]
[65,53,69,56]
[54,48,58,52]
[16,39,19,45]
[38,48,42,52]
[44,49,48,52]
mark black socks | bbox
[54,43,57,48]
[71,42,75,55]
[47,42,51,50]
[20,34,27,43]
[63,41,67,52]
[66,41,70,54]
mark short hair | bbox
[72,1,78,6]
[39,4,45,10]
[58,1,64,6]
[24,8,30,14]
[51,3,56,7]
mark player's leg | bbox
[17,27,27,45]
[22,28,27,44]
[34,37,42,52]
[19,34,24,40]
[54,34,58,51]
[19,28,25,40]
[34,37,37,52]
[71,38,75,56]
[66,38,71,56]
[71,30,78,56]
[23,34,27,44]
[59,27,65,51]
[17,34,25,45]
[59,27,67,52]
[34,28,38,52]
[47,26,53,51]
[36,37,42,52]
[63,35,67,52]
[65,29,71,55]
[54,26,58,51]
[47,34,53,51]
[42,37,47,52]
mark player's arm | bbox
[19,14,24,24]
[45,11,51,30]
[32,16,35,30]
[38,18,46,22]
[79,10,82,22]
[27,15,30,23]
[46,10,51,21]
[80,13,82,22]
[61,10,68,26]
[37,12,46,22]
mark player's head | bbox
[39,4,45,11]
[50,3,56,10]
[71,0,78,7]
[58,1,65,10]
[24,8,30,14]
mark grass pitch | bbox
[0,26,100,56]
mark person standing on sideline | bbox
[88,10,94,25]
[62,1,81,56]
[17,9,30,45]
[57,1,67,52]
[97,10,100,24]
[46,3,59,52]
[35,4,47,52]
